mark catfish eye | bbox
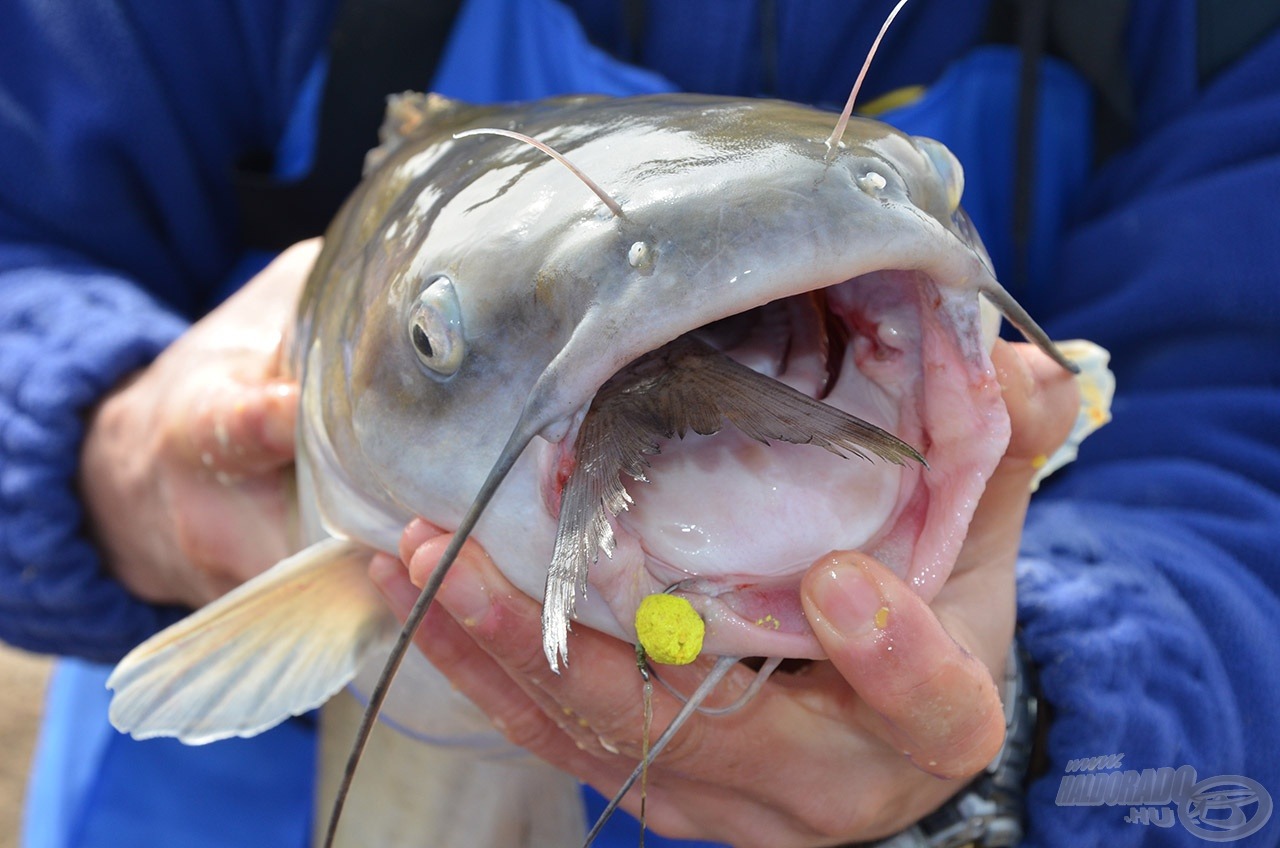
[407,275,464,377]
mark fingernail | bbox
[807,557,889,639]
[435,559,492,628]
[400,518,443,563]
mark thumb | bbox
[801,551,1005,779]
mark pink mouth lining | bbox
[540,271,1010,660]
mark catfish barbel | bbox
[105,88,1105,846]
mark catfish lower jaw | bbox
[668,575,827,660]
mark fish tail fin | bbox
[107,538,395,744]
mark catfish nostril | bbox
[857,171,888,194]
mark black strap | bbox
[1198,0,1280,81]
[621,0,647,62]
[986,0,1134,162]
[985,0,1131,289]
[1011,0,1049,290]
[235,0,464,251]
[987,0,1280,288]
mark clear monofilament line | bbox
[639,666,653,848]
[649,655,784,716]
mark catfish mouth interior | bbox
[643,273,925,638]
[550,265,1005,661]
[693,287,856,405]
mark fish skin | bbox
[297,92,1027,648]
[107,90,1091,847]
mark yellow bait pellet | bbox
[635,594,705,665]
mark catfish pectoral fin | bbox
[107,538,396,745]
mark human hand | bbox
[80,239,320,609]
[369,339,1079,846]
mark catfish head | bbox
[298,91,1072,667]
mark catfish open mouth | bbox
[541,268,1011,661]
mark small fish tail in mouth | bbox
[543,266,1029,662]
[539,324,927,668]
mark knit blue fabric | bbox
[1012,18,1280,843]
[4,0,1279,846]
[0,0,336,660]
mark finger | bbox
[380,546,836,843]
[367,549,634,788]
[801,551,1005,779]
[223,238,323,321]
[402,534,839,771]
[273,237,323,275]
[181,378,298,474]
[948,341,1080,581]
[381,539,953,844]
[990,339,1079,471]
[370,552,791,842]
[397,517,446,564]
[399,534,787,779]
[404,534,654,744]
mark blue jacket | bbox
[3,1,1279,846]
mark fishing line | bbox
[320,425,536,848]
[581,654,740,848]
[637,651,654,848]
[648,655,784,716]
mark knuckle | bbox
[925,699,1006,779]
[769,786,883,846]
[494,700,566,754]
[171,508,208,568]
[495,696,622,765]
[902,674,1005,779]
[484,607,558,682]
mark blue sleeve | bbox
[0,1,332,660]
[1016,14,1280,846]
[0,264,189,661]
